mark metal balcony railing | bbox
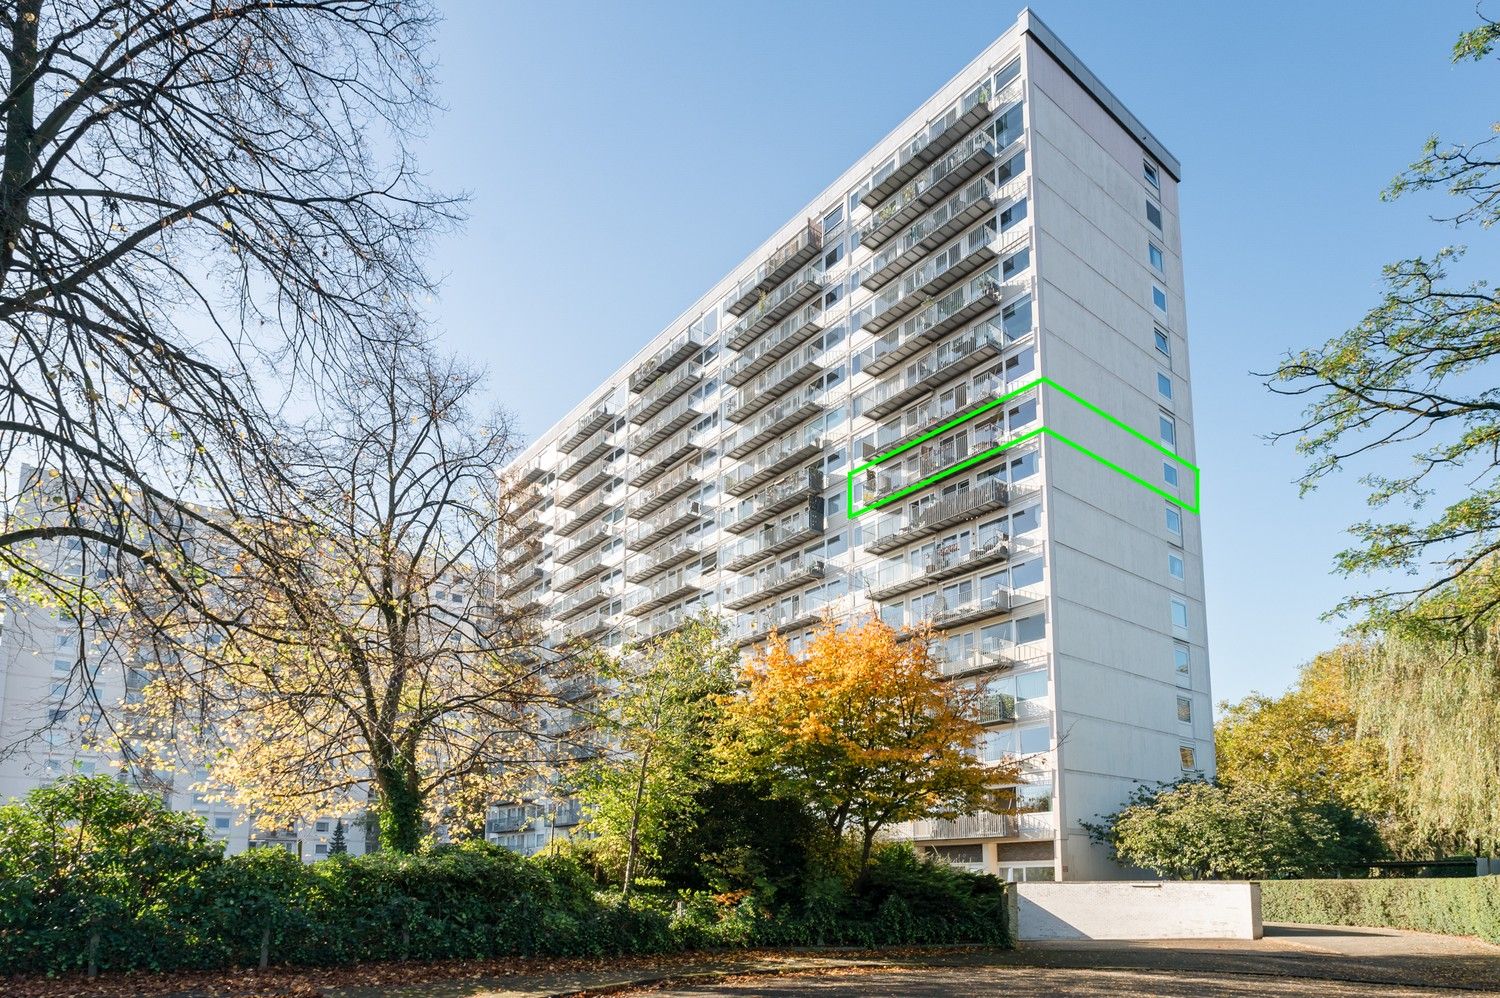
[625,534,701,584]
[629,606,696,642]
[627,497,705,550]
[864,480,1011,555]
[634,396,702,451]
[722,555,826,610]
[725,343,824,424]
[731,592,830,647]
[859,223,1010,338]
[868,537,1013,601]
[554,550,610,592]
[628,463,698,518]
[724,504,824,573]
[724,429,825,496]
[858,271,1028,379]
[628,429,701,489]
[628,363,703,424]
[555,521,613,565]
[727,263,824,351]
[860,133,1012,249]
[855,322,1007,422]
[724,304,825,387]
[557,399,614,453]
[725,468,823,535]
[859,177,1001,292]
[909,810,1052,842]
[625,567,704,617]
[726,388,823,460]
[554,580,616,621]
[554,493,611,537]
[629,328,705,394]
[727,220,824,317]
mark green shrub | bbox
[1261,877,1500,942]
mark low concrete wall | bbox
[1013,881,1262,940]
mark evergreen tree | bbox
[328,818,348,856]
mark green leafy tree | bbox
[575,615,736,896]
[1083,780,1384,880]
[1267,10,1500,627]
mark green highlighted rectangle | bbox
[846,376,1202,518]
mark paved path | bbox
[328,924,1500,997]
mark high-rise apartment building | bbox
[497,9,1211,881]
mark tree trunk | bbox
[373,749,424,853]
[1,0,40,286]
[621,746,652,898]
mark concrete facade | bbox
[495,9,1212,881]
[1013,882,1262,940]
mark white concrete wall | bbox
[1013,882,1262,940]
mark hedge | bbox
[1260,877,1500,943]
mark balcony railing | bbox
[724,429,825,496]
[725,468,824,535]
[726,388,823,460]
[627,429,700,489]
[934,645,1029,679]
[731,592,830,647]
[625,534,701,584]
[727,264,824,351]
[555,579,616,621]
[554,550,610,592]
[555,520,613,565]
[864,480,1011,555]
[628,362,703,424]
[859,224,1013,338]
[558,425,615,479]
[860,177,1004,292]
[722,555,826,611]
[724,304,825,387]
[868,537,1013,600]
[976,691,1050,726]
[909,810,1053,842]
[727,220,824,316]
[629,328,705,394]
[855,322,1007,422]
[860,77,1021,211]
[862,132,1015,251]
[627,497,705,550]
[557,457,618,503]
[858,271,1024,379]
[557,399,614,453]
[625,567,705,617]
[627,463,698,518]
[559,609,614,645]
[863,403,1033,503]
[554,493,610,537]
[516,459,547,485]
[498,565,543,600]
[629,606,696,643]
[634,395,701,451]
[724,504,824,573]
[725,344,824,424]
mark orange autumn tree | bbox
[716,617,1016,868]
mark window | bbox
[1018,724,1050,755]
[1170,597,1189,633]
[1146,199,1163,229]
[1163,462,1179,487]
[1168,552,1185,580]
[927,843,984,865]
[1174,644,1191,685]
[315,843,328,855]
[1179,745,1197,770]
[315,820,329,833]
[1152,285,1168,313]
[1157,372,1173,401]
[1165,503,1183,535]
[1154,328,1171,358]
[1143,160,1160,190]
[1159,414,1176,448]
[1016,613,1046,644]
[1148,242,1165,272]
[215,816,232,830]
[1177,696,1193,723]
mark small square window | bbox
[1177,696,1193,723]
[1154,328,1171,358]
[1152,285,1168,313]
[1149,242,1165,272]
[215,816,232,830]
[315,820,329,833]
[1168,552,1185,580]
[315,843,328,855]
[1157,373,1173,401]
[1179,745,1197,770]
[1143,161,1160,189]
[1165,504,1183,536]
[1146,200,1163,229]
[1170,597,1189,632]
[1163,462,1179,487]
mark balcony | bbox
[727,264,824,351]
[860,226,1009,338]
[628,429,700,489]
[509,514,545,546]
[625,567,704,617]
[858,272,1015,378]
[722,556,826,611]
[725,468,823,535]
[625,535,700,584]
[554,494,610,537]
[554,550,609,592]
[724,431,824,496]
[731,598,827,648]
[864,481,1011,555]
[628,363,703,425]
[498,540,541,576]
[860,78,1019,211]
[559,609,614,645]
[555,521,613,565]
[629,328,705,394]
[860,134,1001,250]
[512,486,544,519]
[935,646,1028,679]
[862,177,1017,292]
[727,389,823,460]
[725,344,824,425]
[498,565,544,600]
[628,463,698,518]
[517,459,547,485]
[909,811,1053,842]
[727,220,824,316]
[629,606,695,642]
[868,538,1012,600]
[557,400,614,453]
[724,304,824,387]
[555,580,616,621]
[856,324,1006,422]
[627,498,705,550]
[976,691,1050,726]
[908,589,1012,628]
[634,396,701,451]
[724,504,824,573]
[557,457,617,503]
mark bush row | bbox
[1260,877,1500,943]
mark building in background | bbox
[494,9,1213,881]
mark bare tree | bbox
[121,337,558,852]
[0,1,456,616]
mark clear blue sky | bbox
[418,1,1499,708]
